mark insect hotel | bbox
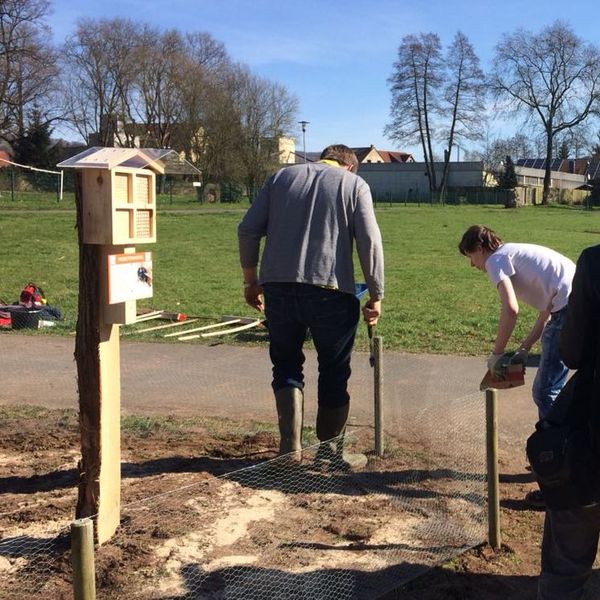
[57,148,198,544]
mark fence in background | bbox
[0,167,62,203]
[372,187,594,207]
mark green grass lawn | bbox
[1,203,598,355]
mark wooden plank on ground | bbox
[134,318,199,334]
[164,318,240,338]
[178,318,263,340]
[201,319,262,338]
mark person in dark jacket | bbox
[538,243,600,600]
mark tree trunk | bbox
[74,171,102,519]
[440,147,452,197]
[542,130,554,205]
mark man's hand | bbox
[508,347,529,366]
[244,282,264,312]
[486,352,504,376]
[362,299,381,326]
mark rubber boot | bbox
[315,404,367,471]
[275,387,304,463]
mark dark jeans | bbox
[538,504,600,599]
[263,283,360,409]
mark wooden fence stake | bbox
[486,388,501,550]
[71,518,96,600]
[374,336,384,457]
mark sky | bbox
[48,0,600,160]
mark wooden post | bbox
[66,153,161,545]
[71,518,96,600]
[486,388,501,550]
[374,336,384,457]
[74,176,122,544]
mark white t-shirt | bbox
[485,243,576,312]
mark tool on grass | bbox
[479,352,526,391]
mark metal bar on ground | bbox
[374,335,384,457]
[164,318,241,338]
[486,388,501,550]
[71,518,96,600]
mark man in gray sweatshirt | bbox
[238,144,384,468]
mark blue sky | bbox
[49,0,600,159]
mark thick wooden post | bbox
[71,518,96,600]
[74,173,122,544]
[67,152,159,545]
[486,388,501,550]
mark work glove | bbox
[486,353,504,377]
[508,347,529,366]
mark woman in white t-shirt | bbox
[458,224,576,421]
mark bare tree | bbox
[233,67,298,198]
[131,27,187,149]
[386,33,443,190]
[192,68,244,187]
[184,31,230,72]
[467,132,534,174]
[386,31,485,194]
[61,18,141,145]
[176,31,231,163]
[491,21,600,203]
[59,17,297,198]
[553,122,591,159]
[589,130,600,156]
[438,31,486,194]
[0,0,58,141]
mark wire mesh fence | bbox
[0,525,71,599]
[0,384,486,599]
[118,393,486,600]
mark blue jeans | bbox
[532,309,570,420]
[263,283,360,409]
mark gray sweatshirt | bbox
[238,161,384,299]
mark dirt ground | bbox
[0,402,552,600]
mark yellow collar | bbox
[319,159,343,168]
